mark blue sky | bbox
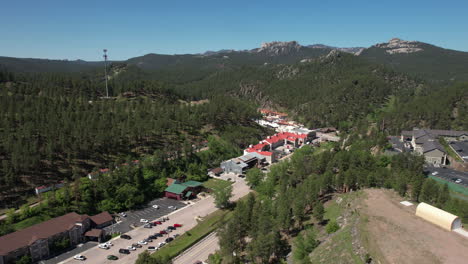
[1,0,467,60]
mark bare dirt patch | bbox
[362,189,468,264]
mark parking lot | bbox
[42,198,186,264]
[424,166,468,187]
[106,198,187,234]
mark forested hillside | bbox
[172,51,468,131]
[0,70,270,208]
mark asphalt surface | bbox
[173,232,218,264]
[42,242,97,264]
[106,198,187,234]
[424,166,468,187]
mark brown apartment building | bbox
[0,212,113,264]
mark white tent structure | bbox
[415,202,462,231]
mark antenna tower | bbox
[103,49,109,98]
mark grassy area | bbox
[429,175,468,196]
[309,224,364,264]
[203,178,232,192]
[314,142,337,156]
[152,209,233,260]
[309,192,367,264]
[13,215,51,230]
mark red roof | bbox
[100,168,110,173]
[90,211,113,225]
[0,212,89,255]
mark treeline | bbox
[211,143,468,263]
[0,70,268,208]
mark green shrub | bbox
[326,219,340,234]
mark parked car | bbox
[138,240,148,245]
[238,174,246,178]
[119,212,127,217]
[172,234,180,238]
[455,179,462,184]
[148,246,157,251]
[119,249,130,254]
[140,219,149,223]
[158,242,166,247]
[152,204,159,209]
[173,223,183,228]
[167,226,176,230]
[121,234,132,240]
[168,205,175,209]
[165,237,174,243]
[148,235,157,240]
[145,238,153,242]
[144,223,152,228]
[107,255,118,260]
[132,243,142,248]
[98,243,109,249]
[159,230,167,235]
[104,241,113,247]
[163,216,169,221]
[73,255,86,261]
[432,171,439,176]
[126,246,136,251]
[154,233,163,237]
[165,228,173,233]
[153,221,162,225]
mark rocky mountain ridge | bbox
[373,38,423,54]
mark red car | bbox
[173,224,183,228]
[153,221,162,225]
[159,230,167,235]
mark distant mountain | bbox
[308,44,365,55]
[0,56,106,72]
[2,38,468,83]
[359,38,468,82]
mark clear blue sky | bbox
[1,0,467,60]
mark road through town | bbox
[59,178,249,264]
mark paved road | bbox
[59,179,249,264]
[173,232,219,264]
[425,166,468,187]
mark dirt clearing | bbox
[362,189,468,264]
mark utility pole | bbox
[103,49,109,98]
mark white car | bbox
[147,246,157,251]
[158,242,166,247]
[138,240,148,245]
[119,212,127,217]
[432,171,439,176]
[104,241,113,247]
[168,206,175,209]
[140,219,149,223]
[152,204,159,209]
[455,179,462,184]
[127,246,136,251]
[73,255,86,261]
[98,243,109,249]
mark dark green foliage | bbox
[213,184,232,209]
[245,168,263,188]
[360,43,468,82]
[313,202,325,223]
[15,255,32,264]
[135,251,171,264]
[325,219,340,234]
